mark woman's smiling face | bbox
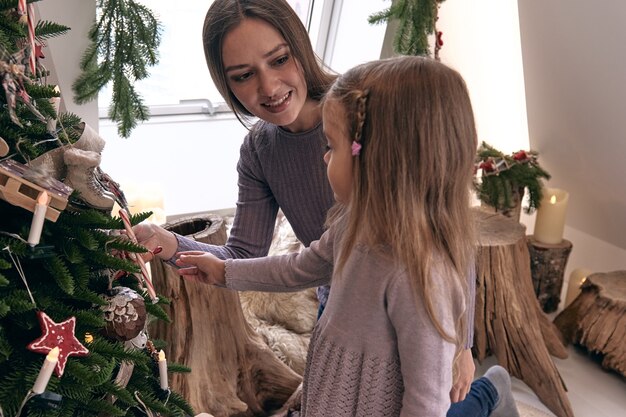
[222,18,317,132]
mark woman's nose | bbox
[258,71,280,98]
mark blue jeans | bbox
[447,376,498,417]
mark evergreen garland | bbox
[369,0,445,57]
[73,0,161,138]
[474,142,551,213]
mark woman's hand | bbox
[176,251,226,286]
[133,222,178,261]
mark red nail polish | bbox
[152,246,163,255]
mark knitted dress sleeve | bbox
[171,128,278,261]
[223,226,335,293]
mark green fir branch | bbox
[166,390,195,417]
[474,142,551,213]
[35,19,70,40]
[369,0,445,56]
[0,299,9,317]
[145,300,170,323]
[73,0,161,138]
[0,328,12,359]
[45,254,75,295]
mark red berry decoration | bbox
[513,150,529,161]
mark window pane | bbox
[99,0,314,109]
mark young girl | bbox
[135,0,516,413]
[175,56,518,417]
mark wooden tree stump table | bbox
[526,237,573,313]
[473,208,574,417]
[554,270,626,377]
[149,214,301,417]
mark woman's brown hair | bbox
[203,0,336,127]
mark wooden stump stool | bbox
[554,270,626,377]
[149,214,301,417]
[527,237,573,313]
[473,208,573,417]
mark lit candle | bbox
[47,86,61,132]
[533,188,569,244]
[32,347,59,394]
[28,191,50,246]
[158,350,168,390]
[564,268,592,307]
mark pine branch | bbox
[45,254,76,295]
[73,0,161,138]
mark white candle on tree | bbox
[32,347,59,394]
[158,350,168,390]
[533,188,569,244]
[28,191,50,246]
[47,85,62,132]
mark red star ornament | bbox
[27,311,89,376]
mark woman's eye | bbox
[275,55,290,66]
[232,72,253,82]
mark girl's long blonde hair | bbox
[326,56,477,362]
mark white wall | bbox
[35,0,98,128]
[437,0,530,154]
[518,0,626,251]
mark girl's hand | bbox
[450,348,475,403]
[175,251,226,286]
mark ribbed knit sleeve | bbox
[170,121,335,263]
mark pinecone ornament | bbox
[101,287,147,341]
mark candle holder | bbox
[526,236,573,313]
[25,244,56,260]
[17,392,63,417]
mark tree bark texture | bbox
[526,237,573,313]
[554,271,626,377]
[149,215,301,417]
[473,208,573,417]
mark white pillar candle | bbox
[564,268,592,307]
[28,191,50,246]
[158,350,168,390]
[533,188,569,244]
[47,86,62,132]
[32,347,59,394]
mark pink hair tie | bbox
[351,141,362,156]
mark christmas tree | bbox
[0,2,191,417]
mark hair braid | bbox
[353,89,369,143]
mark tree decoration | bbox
[101,286,147,342]
[0,4,192,416]
[73,0,162,138]
[369,0,446,58]
[26,311,90,377]
[474,141,551,214]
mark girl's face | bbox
[323,100,353,203]
[222,18,318,133]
